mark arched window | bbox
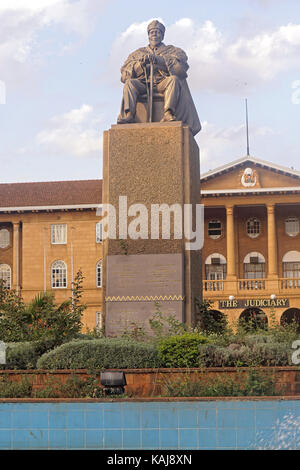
[205,254,226,291]
[0,264,11,288]
[246,218,260,238]
[205,253,226,280]
[243,252,265,279]
[51,260,67,288]
[96,260,102,288]
[282,251,300,287]
[283,251,300,278]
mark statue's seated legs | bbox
[118,75,181,125]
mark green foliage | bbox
[0,271,85,346]
[33,372,105,398]
[37,338,160,369]
[0,280,30,342]
[162,369,279,397]
[158,332,210,368]
[148,303,187,340]
[1,340,58,370]
[198,340,293,367]
[0,372,106,398]
[0,375,32,398]
[195,298,228,335]
[121,321,148,342]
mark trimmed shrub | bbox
[37,338,160,369]
[1,339,57,370]
[198,341,293,367]
[158,333,210,368]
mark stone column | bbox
[267,204,278,279]
[12,222,20,294]
[226,206,236,280]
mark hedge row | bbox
[1,334,295,370]
[198,342,293,367]
[36,338,160,369]
[1,340,58,370]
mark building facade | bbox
[1,155,300,331]
[0,180,103,330]
[201,155,300,328]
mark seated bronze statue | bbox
[117,20,201,136]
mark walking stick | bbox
[149,59,154,123]
[142,63,150,122]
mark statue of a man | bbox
[117,20,201,136]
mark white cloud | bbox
[0,0,109,82]
[198,121,276,172]
[109,18,300,94]
[36,104,103,157]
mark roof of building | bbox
[201,155,300,181]
[0,179,102,211]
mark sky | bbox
[0,0,300,183]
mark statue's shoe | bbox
[117,113,134,124]
[160,110,176,122]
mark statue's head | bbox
[147,20,165,47]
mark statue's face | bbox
[148,28,163,47]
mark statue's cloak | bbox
[120,43,201,136]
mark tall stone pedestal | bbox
[102,121,201,336]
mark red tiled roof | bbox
[0,180,102,208]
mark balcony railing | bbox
[239,279,266,291]
[204,280,224,292]
[203,277,300,295]
[279,278,300,291]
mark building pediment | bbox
[201,155,300,192]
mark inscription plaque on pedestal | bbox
[105,253,184,336]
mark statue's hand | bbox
[140,55,150,66]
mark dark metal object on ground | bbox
[100,371,127,395]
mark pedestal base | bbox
[102,121,202,336]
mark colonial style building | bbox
[201,155,300,327]
[1,154,300,331]
[0,180,103,330]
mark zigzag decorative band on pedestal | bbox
[105,294,185,302]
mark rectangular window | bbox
[51,224,67,244]
[96,222,102,243]
[96,311,103,330]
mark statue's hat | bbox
[147,20,165,35]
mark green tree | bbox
[0,270,86,345]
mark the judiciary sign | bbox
[218,298,290,309]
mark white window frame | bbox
[285,217,299,237]
[96,311,103,330]
[96,222,102,243]
[96,260,102,288]
[243,252,266,279]
[0,229,10,249]
[246,218,260,238]
[0,264,11,288]
[51,224,67,245]
[51,260,67,288]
